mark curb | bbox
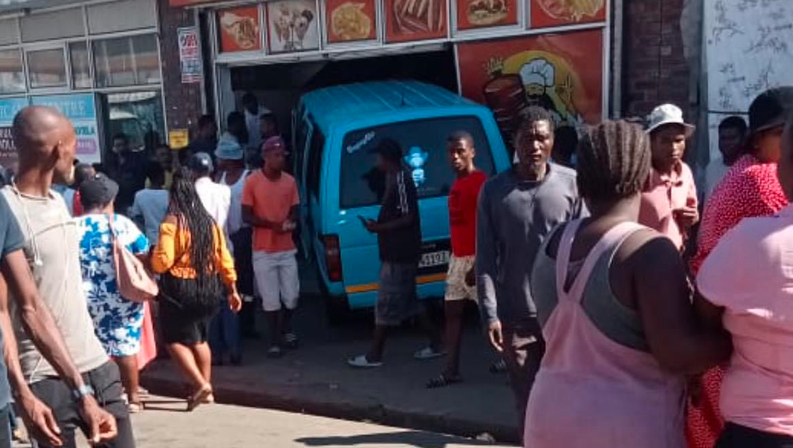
[141,375,519,445]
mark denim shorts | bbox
[375,262,421,326]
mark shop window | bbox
[99,91,165,159]
[27,49,67,89]
[0,50,25,94]
[70,42,92,89]
[87,0,157,35]
[0,19,19,46]
[340,116,495,209]
[20,8,85,43]
[93,35,161,88]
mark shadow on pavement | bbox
[295,430,496,448]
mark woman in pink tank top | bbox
[525,120,732,447]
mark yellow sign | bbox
[169,129,189,149]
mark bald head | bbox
[12,106,77,183]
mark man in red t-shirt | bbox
[428,131,487,388]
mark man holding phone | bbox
[348,139,442,368]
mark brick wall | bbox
[621,0,691,119]
[158,0,204,137]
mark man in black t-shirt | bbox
[348,139,442,368]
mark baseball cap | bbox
[262,136,287,153]
[188,152,214,175]
[79,173,119,208]
[646,104,695,137]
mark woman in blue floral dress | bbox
[75,174,150,412]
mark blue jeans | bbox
[208,300,241,359]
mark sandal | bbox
[426,373,463,389]
[413,347,447,360]
[186,385,212,412]
[128,402,143,414]
[283,332,299,349]
[490,359,507,374]
[267,346,284,359]
[204,393,215,404]
[347,354,383,368]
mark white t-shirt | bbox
[129,189,169,243]
[245,106,270,152]
[195,176,232,250]
[220,169,250,235]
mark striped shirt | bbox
[376,167,422,263]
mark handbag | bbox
[107,213,159,302]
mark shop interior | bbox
[226,46,458,140]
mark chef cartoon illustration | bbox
[519,58,560,120]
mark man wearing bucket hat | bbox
[687,86,793,448]
[638,104,699,251]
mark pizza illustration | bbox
[535,0,604,22]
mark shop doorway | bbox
[226,47,457,140]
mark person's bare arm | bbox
[630,235,732,374]
[242,205,280,230]
[1,250,117,444]
[365,210,415,233]
[0,274,62,446]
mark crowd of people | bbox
[0,82,790,448]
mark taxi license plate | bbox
[419,250,450,269]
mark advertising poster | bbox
[178,27,203,83]
[218,6,262,53]
[327,0,377,43]
[31,94,101,164]
[268,0,320,53]
[530,0,606,28]
[457,0,518,31]
[170,0,237,6]
[456,29,603,144]
[385,0,447,43]
[0,98,28,171]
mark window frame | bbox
[25,46,69,90]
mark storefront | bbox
[0,0,166,167]
[172,0,611,144]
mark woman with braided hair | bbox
[524,120,731,447]
[151,167,241,411]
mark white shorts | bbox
[253,250,300,312]
[444,255,477,302]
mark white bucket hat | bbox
[646,104,696,137]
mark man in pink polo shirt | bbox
[639,104,699,251]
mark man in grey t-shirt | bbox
[477,107,585,435]
[2,106,134,448]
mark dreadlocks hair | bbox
[168,167,218,286]
[576,120,651,203]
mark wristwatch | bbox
[71,384,95,401]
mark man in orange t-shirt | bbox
[242,137,300,358]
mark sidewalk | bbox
[142,263,519,444]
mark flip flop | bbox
[426,373,463,389]
[128,402,143,414]
[413,347,447,360]
[347,355,383,368]
[186,385,212,412]
[490,359,507,374]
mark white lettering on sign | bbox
[346,131,375,154]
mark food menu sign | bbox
[530,0,606,28]
[456,29,603,143]
[385,0,447,42]
[31,94,102,164]
[268,0,320,53]
[457,0,518,30]
[218,6,262,53]
[327,0,378,43]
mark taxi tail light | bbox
[322,234,343,282]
